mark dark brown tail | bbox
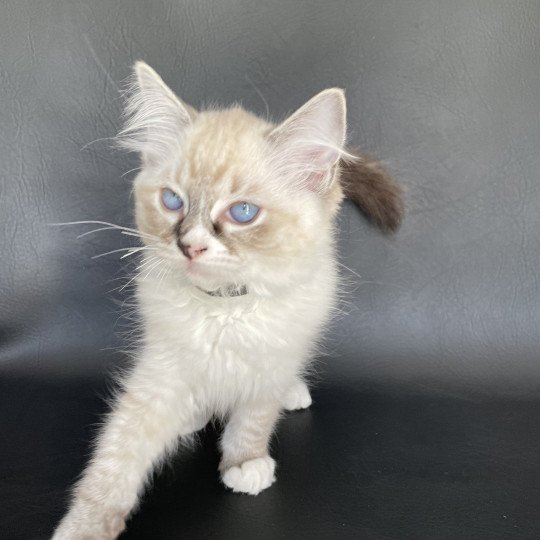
[339,151,404,233]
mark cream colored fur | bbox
[53,62,348,539]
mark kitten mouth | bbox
[184,259,226,281]
[184,258,234,275]
[184,262,206,279]
[183,260,244,294]
[185,259,210,274]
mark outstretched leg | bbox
[220,400,281,495]
[53,363,208,540]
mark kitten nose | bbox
[178,241,208,260]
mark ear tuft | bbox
[118,61,196,165]
[269,88,347,192]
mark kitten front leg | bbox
[53,368,207,540]
[220,400,281,495]
[281,379,312,411]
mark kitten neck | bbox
[197,284,249,298]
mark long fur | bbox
[53,63,403,540]
[340,152,404,233]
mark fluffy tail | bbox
[339,151,404,233]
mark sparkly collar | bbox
[197,284,249,298]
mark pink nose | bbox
[179,242,208,260]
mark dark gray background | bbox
[2,1,540,538]
[2,0,539,397]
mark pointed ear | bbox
[269,88,346,191]
[119,61,197,165]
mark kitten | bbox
[53,62,402,539]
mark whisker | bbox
[245,74,270,120]
[91,246,155,260]
[120,247,157,260]
[51,220,158,240]
[140,258,163,283]
[80,137,117,151]
[120,230,159,241]
[155,265,170,291]
[118,273,141,293]
[121,166,142,178]
[336,261,408,292]
[118,256,159,292]
[76,226,119,239]
[136,256,159,272]
[336,260,362,280]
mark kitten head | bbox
[121,62,347,294]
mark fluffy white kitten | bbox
[54,62,402,539]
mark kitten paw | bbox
[221,456,276,495]
[53,508,126,540]
[282,381,312,411]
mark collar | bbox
[197,284,249,298]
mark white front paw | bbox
[282,381,312,411]
[53,507,126,540]
[221,456,276,495]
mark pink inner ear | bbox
[306,171,325,191]
[302,146,339,191]
[270,89,346,192]
[315,147,339,167]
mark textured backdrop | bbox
[2,0,539,396]
[2,1,540,538]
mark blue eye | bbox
[161,188,183,211]
[229,202,260,223]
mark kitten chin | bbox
[184,270,240,294]
[53,61,402,540]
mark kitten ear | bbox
[119,61,196,165]
[269,88,346,191]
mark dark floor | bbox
[1,374,539,539]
